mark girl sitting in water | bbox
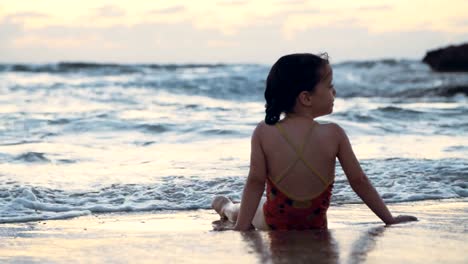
[212,53,417,231]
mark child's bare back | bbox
[257,119,340,198]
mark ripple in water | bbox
[14,152,50,163]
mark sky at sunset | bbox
[1,0,467,63]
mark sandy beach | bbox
[1,58,467,263]
[0,199,466,263]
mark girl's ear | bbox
[298,91,314,106]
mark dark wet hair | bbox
[264,53,329,125]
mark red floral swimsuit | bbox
[263,122,334,230]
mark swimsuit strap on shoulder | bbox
[274,122,329,186]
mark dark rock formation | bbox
[422,43,468,72]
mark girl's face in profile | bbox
[308,64,336,116]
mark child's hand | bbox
[387,215,418,225]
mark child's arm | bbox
[233,123,267,231]
[335,125,417,225]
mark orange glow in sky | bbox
[1,0,467,63]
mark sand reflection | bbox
[241,230,339,264]
[239,226,387,263]
[347,226,386,264]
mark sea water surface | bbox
[0,60,467,223]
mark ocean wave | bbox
[336,59,405,68]
[444,146,468,153]
[200,129,239,136]
[8,63,140,75]
[14,152,50,163]
[137,124,172,133]
[0,176,244,223]
[0,62,230,75]
[3,61,467,100]
[47,118,71,125]
[393,86,468,98]
[375,106,423,114]
[0,158,466,223]
[332,158,468,204]
[335,85,468,98]
[0,140,42,146]
[3,152,77,164]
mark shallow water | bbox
[0,61,467,223]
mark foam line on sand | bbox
[0,199,466,263]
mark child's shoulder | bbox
[252,120,278,136]
[253,120,270,133]
[255,120,347,136]
[316,121,341,129]
[315,121,347,138]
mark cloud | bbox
[207,40,239,48]
[3,12,49,23]
[216,0,248,6]
[0,17,24,52]
[2,19,467,64]
[1,1,467,63]
[275,0,307,5]
[357,5,393,11]
[280,8,320,15]
[454,18,468,27]
[148,5,186,14]
[94,5,126,17]
[285,24,468,62]
[0,21,228,63]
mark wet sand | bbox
[0,199,466,263]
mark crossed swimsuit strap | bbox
[274,122,329,186]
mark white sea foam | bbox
[0,157,467,223]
